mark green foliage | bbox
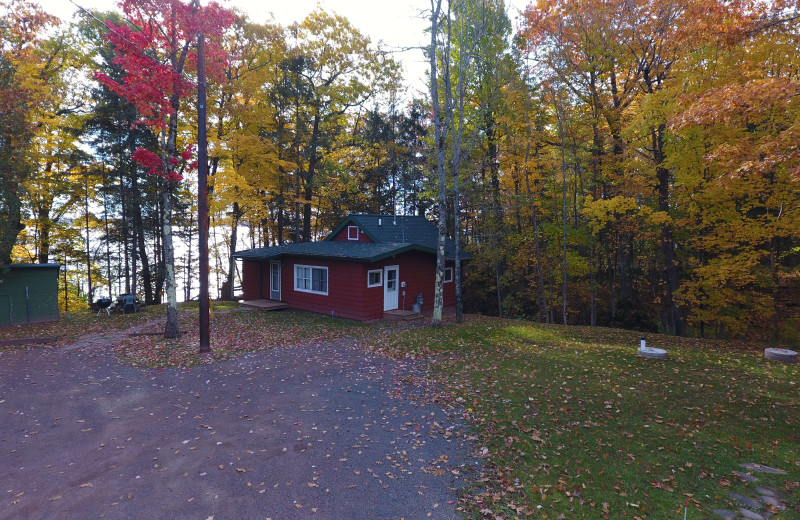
[0,1,58,265]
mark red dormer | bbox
[330,224,372,242]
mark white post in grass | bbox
[638,335,667,359]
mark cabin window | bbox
[367,269,382,287]
[295,265,328,295]
[347,226,359,240]
[444,267,453,283]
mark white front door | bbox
[383,265,399,311]
[270,261,281,300]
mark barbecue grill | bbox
[96,298,112,316]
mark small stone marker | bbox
[733,470,759,482]
[753,486,777,497]
[738,508,766,520]
[740,462,788,475]
[763,348,798,363]
[760,494,784,509]
[713,510,737,520]
[638,346,667,359]
[729,492,762,511]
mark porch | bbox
[383,309,423,322]
[239,299,290,311]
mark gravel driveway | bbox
[0,332,472,519]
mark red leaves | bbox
[132,147,161,173]
[96,19,190,131]
[96,0,233,145]
[132,146,195,182]
[164,171,183,182]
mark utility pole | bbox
[197,30,211,353]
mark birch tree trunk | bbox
[429,0,447,326]
[160,129,180,339]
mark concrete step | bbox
[384,309,423,322]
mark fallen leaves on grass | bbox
[354,315,800,519]
[113,310,369,368]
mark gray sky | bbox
[40,0,531,96]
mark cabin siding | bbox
[241,260,263,300]
[239,252,455,321]
[279,258,373,320]
[330,226,372,243]
[369,251,455,314]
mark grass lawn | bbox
[177,299,242,311]
[0,304,158,350]
[362,316,800,519]
[113,307,373,367]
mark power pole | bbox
[197,30,211,353]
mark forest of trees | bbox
[1,0,798,340]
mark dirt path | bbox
[0,323,472,519]
[59,318,166,352]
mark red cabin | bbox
[233,214,468,321]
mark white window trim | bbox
[367,269,382,288]
[347,225,359,240]
[444,267,453,283]
[294,264,329,295]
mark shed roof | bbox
[5,263,61,270]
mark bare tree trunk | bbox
[159,0,193,338]
[184,215,192,301]
[522,55,548,321]
[102,166,112,298]
[652,124,681,336]
[226,201,241,300]
[160,128,179,339]
[450,2,471,325]
[121,167,131,295]
[83,170,93,305]
[554,91,568,326]
[494,259,503,317]
[161,183,179,337]
[429,0,447,326]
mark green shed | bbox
[0,264,61,327]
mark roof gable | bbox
[325,214,439,248]
[235,214,470,262]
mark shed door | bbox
[383,265,399,311]
[270,261,281,301]
[0,295,10,327]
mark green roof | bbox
[234,214,470,263]
[233,241,424,263]
[6,263,61,270]
[326,214,438,245]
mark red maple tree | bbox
[95,0,233,337]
